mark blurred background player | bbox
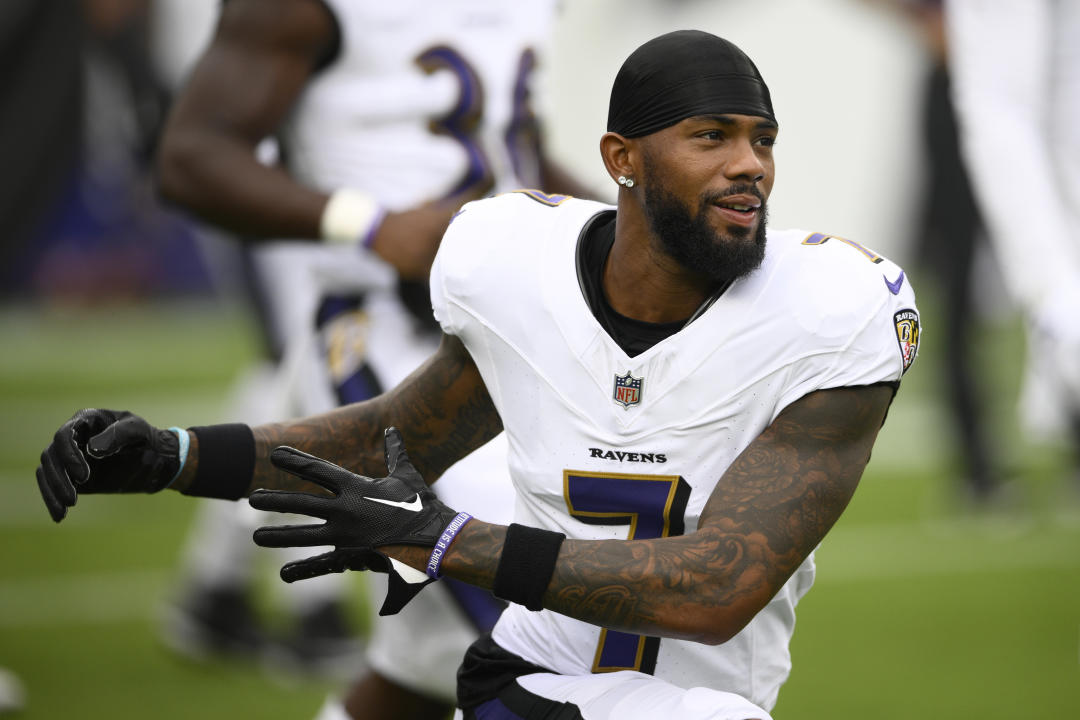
[865,0,1004,506]
[943,0,1080,494]
[153,0,592,718]
[0,0,82,288]
[3,0,196,303]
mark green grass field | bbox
[1,297,1078,718]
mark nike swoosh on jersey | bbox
[363,494,423,512]
[884,270,905,295]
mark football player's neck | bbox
[605,213,716,325]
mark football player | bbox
[945,0,1080,472]
[154,0,589,717]
[38,30,919,719]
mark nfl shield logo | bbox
[613,371,644,409]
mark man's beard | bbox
[642,180,768,287]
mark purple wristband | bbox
[426,512,473,579]
[361,208,387,249]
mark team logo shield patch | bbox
[613,371,644,409]
[893,309,920,374]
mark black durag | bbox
[607,30,776,138]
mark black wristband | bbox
[492,524,565,611]
[184,424,255,500]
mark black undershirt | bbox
[576,213,903,399]
[576,211,690,357]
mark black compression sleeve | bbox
[183,424,255,500]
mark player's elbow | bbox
[154,127,205,208]
[684,608,757,646]
[669,573,772,644]
[653,597,760,646]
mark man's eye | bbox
[701,131,722,141]
[757,136,777,147]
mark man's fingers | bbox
[278,552,347,583]
[382,427,405,473]
[382,427,423,490]
[383,426,419,477]
[86,416,143,459]
[248,488,332,518]
[251,520,332,549]
[40,453,78,509]
[39,448,78,507]
[36,466,70,523]
[269,446,354,493]
[50,426,89,485]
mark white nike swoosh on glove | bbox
[363,494,423,512]
[389,557,430,584]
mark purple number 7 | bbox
[563,470,691,674]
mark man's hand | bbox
[368,176,494,279]
[250,427,460,614]
[37,409,181,522]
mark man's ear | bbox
[599,132,637,186]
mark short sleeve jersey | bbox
[430,191,920,710]
[251,1,560,413]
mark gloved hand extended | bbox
[250,427,460,615]
[37,409,182,522]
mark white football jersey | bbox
[260,0,560,411]
[430,191,920,710]
[192,6,561,700]
[283,0,557,205]
[250,8,561,688]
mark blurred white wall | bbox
[543,0,928,263]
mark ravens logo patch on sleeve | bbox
[893,309,920,374]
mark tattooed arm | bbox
[170,333,502,495]
[388,382,894,645]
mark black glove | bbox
[37,409,181,522]
[250,427,460,615]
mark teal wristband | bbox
[168,427,190,486]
